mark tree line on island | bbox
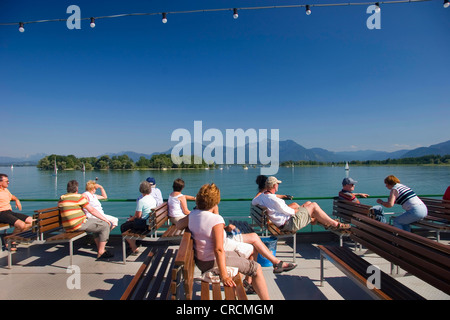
[37,153,450,171]
[281,154,450,166]
[37,154,214,170]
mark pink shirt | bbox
[188,209,225,261]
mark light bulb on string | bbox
[162,12,167,23]
[233,8,239,19]
[19,22,25,32]
[90,17,96,28]
[375,2,381,12]
[305,5,312,15]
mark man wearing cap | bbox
[145,177,163,206]
[338,177,386,223]
[338,177,369,203]
[252,176,350,232]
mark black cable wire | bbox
[0,0,433,26]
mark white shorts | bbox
[224,236,253,259]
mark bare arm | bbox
[377,189,397,208]
[212,223,235,287]
[95,184,107,200]
[11,194,22,211]
[179,196,190,215]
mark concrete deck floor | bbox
[0,233,448,301]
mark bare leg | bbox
[126,239,138,253]
[13,216,33,233]
[251,266,270,300]
[241,233,294,268]
[303,202,340,228]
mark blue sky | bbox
[1,0,449,158]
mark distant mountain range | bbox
[277,139,450,162]
[1,140,449,165]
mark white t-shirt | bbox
[168,194,185,218]
[188,209,225,261]
[151,187,163,206]
[136,194,157,220]
[82,191,105,217]
[136,187,163,207]
[252,192,295,227]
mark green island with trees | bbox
[37,154,215,171]
[280,154,450,167]
[37,154,450,171]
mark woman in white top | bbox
[82,180,118,229]
[168,178,195,224]
[188,183,270,300]
[377,175,427,231]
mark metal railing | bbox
[18,194,444,235]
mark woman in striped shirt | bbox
[377,175,427,231]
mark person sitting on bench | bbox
[253,176,350,232]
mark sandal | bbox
[328,222,351,231]
[96,250,114,260]
[243,279,256,294]
[6,242,17,252]
[273,261,297,274]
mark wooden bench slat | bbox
[212,282,222,300]
[319,245,393,300]
[121,250,156,300]
[170,230,247,300]
[147,249,176,300]
[46,231,86,242]
[350,213,450,296]
[351,217,450,274]
[233,274,248,300]
[411,198,450,240]
[5,206,90,268]
[133,248,167,300]
[201,281,210,300]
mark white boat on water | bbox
[345,162,349,171]
[53,158,58,175]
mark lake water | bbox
[3,165,449,234]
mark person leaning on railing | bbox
[377,175,427,232]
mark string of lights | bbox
[1,0,447,32]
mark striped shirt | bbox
[392,183,422,209]
[338,190,360,203]
[58,193,88,232]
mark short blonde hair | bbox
[85,180,97,192]
[196,183,220,210]
[384,175,400,186]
